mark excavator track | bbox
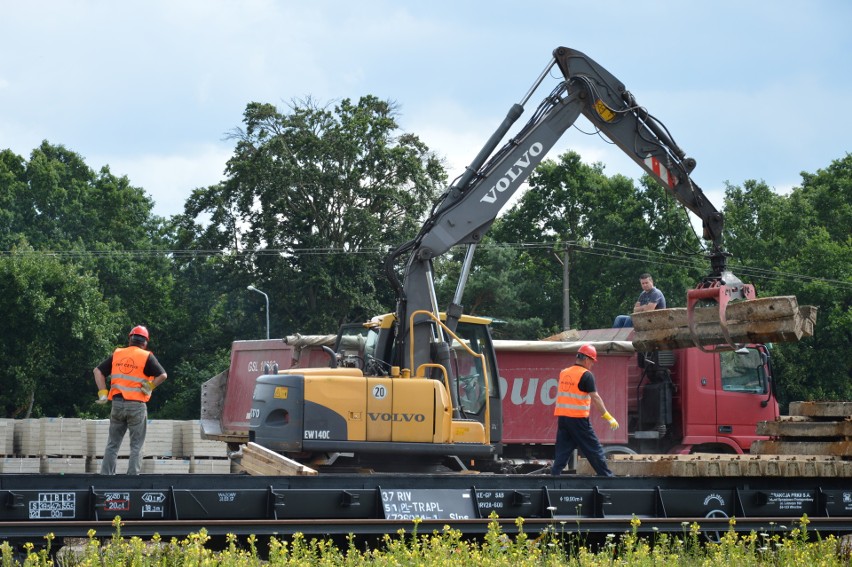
[631,296,817,351]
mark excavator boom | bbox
[387,46,815,359]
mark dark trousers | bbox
[552,416,613,476]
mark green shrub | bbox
[1,514,846,566]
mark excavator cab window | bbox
[447,322,498,416]
[719,348,767,394]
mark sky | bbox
[1,1,850,221]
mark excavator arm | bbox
[385,46,814,377]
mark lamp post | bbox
[247,285,270,339]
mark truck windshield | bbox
[719,348,767,394]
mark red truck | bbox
[493,327,778,461]
[202,327,778,462]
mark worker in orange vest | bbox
[93,325,167,475]
[551,344,618,476]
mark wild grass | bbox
[1,513,848,566]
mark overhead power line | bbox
[1,241,849,289]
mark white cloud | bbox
[96,144,232,218]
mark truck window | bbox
[720,348,766,394]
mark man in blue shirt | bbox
[613,273,666,328]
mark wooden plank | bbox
[757,420,852,438]
[789,401,852,418]
[238,442,317,476]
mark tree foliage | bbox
[483,151,700,334]
[722,155,852,408]
[175,96,446,335]
[0,143,175,418]
[0,246,118,417]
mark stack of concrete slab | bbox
[144,420,184,457]
[189,457,232,474]
[86,419,129,457]
[13,419,41,457]
[38,417,87,474]
[182,420,228,458]
[0,420,13,456]
[0,419,40,473]
[577,453,852,477]
[632,296,817,351]
[752,401,852,458]
[39,418,86,456]
[143,458,191,473]
[1,418,232,474]
[41,456,86,473]
[0,456,41,473]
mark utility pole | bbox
[562,243,570,331]
[554,243,571,332]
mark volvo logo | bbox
[479,142,544,204]
[368,412,426,423]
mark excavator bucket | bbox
[631,295,817,352]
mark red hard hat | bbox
[129,325,149,340]
[578,344,597,361]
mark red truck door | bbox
[714,347,779,451]
[680,346,778,453]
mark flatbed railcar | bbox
[2,472,851,544]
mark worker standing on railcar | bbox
[552,344,618,476]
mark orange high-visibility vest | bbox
[108,346,153,402]
[554,365,591,418]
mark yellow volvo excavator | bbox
[247,46,815,471]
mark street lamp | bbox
[247,285,270,339]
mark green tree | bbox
[722,155,852,407]
[433,240,543,339]
[177,96,446,335]
[488,151,698,334]
[0,143,179,416]
[0,245,119,418]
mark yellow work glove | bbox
[141,381,155,395]
[96,389,109,404]
[602,411,619,430]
